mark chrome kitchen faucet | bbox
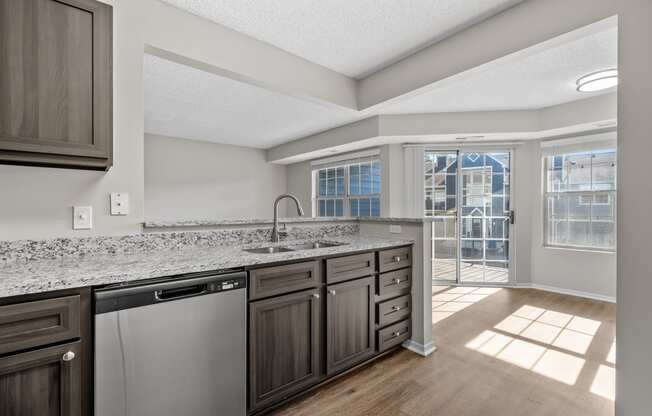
[271,194,305,242]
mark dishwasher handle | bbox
[94,271,246,314]
[154,283,208,302]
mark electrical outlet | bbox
[389,225,402,234]
[110,192,129,216]
[73,206,92,230]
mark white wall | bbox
[380,144,405,216]
[617,1,652,413]
[0,0,353,242]
[285,161,313,217]
[0,0,144,241]
[512,142,535,286]
[144,134,287,221]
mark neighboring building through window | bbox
[315,160,381,217]
[544,149,616,250]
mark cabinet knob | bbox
[393,306,401,311]
[328,289,337,296]
[393,256,401,262]
[393,331,401,337]
[312,293,320,299]
[393,278,401,285]
[62,351,76,362]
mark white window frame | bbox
[543,150,617,252]
[313,160,381,217]
[314,166,346,217]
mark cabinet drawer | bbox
[0,295,81,355]
[377,268,412,297]
[377,294,411,327]
[249,261,320,300]
[326,252,375,284]
[377,319,411,353]
[378,246,412,272]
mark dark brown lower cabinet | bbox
[249,288,322,411]
[247,248,412,414]
[326,276,375,375]
[0,341,82,416]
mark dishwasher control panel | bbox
[210,276,246,293]
[95,270,246,314]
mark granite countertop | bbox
[0,235,413,299]
[143,216,431,228]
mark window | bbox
[544,149,616,251]
[315,160,381,217]
[316,167,345,217]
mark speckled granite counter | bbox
[0,235,413,299]
[143,216,430,229]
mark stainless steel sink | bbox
[243,241,347,254]
[243,246,294,254]
[282,241,347,251]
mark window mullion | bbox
[345,166,350,217]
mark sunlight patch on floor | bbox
[466,329,586,385]
[606,341,616,365]
[499,305,602,352]
[533,349,586,385]
[465,305,613,388]
[432,286,503,324]
[591,365,616,401]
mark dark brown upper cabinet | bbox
[0,0,113,170]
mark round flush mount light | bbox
[576,69,618,92]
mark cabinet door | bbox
[0,0,112,170]
[0,341,81,416]
[326,276,375,375]
[249,288,322,411]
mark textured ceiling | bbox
[144,23,617,149]
[159,0,523,78]
[382,27,618,114]
[143,54,360,148]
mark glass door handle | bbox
[510,210,515,225]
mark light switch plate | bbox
[110,192,129,216]
[73,206,92,230]
[389,225,402,234]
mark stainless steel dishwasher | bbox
[94,269,247,416]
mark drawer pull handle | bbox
[393,331,402,338]
[62,351,76,362]
[393,278,401,285]
[393,256,402,262]
[312,293,320,299]
[392,306,402,311]
[329,289,337,296]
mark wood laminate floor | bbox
[273,286,616,416]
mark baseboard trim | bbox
[517,283,616,303]
[402,339,437,356]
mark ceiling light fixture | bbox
[576,69,618,92]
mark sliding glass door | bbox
[426,150,513,285]
[426,152,458,282]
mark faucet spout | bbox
[271,194,304,242]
